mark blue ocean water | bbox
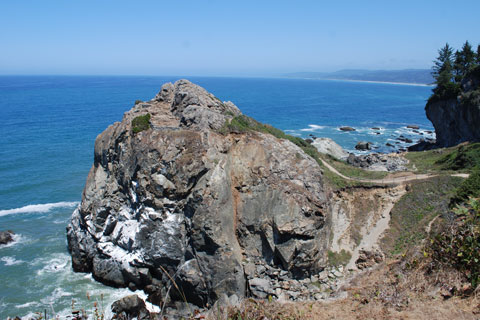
[0,76,433,318]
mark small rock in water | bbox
[407,125,419,129]
[0,230,14,245]
[340,126,356,132]
[355,141,372,150]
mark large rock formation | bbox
[67,80,330,307]
[426,68,480,147]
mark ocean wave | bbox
[0,233,26,249]
[0,202,79,217]
[1,256,25,266]
[299,124,326,132]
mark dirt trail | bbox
[320,159,469,185]
[345,188,407,270]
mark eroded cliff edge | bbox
[67,80,330,306]
[426,67,480,147]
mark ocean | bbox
[0,76,433,318]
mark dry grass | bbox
[212,257,480,320]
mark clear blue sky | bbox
[0,0,478,76]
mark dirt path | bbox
[320,159,469,185]
[345,188,406,271]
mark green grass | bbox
[131,113,151,134]
[436,143,480,171]
[405,142,480,174]
[450,167,480,207]
[380,176,463,256]
[321,154,389,180]
[327,249,352,267]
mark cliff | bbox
[67,80,330,307]
[426,67,480,147]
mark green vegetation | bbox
[219,115,378,189]
[405,142,480,174]
[429,198,480,288]
[131,113,151,134]
[327,249,352,267]
[436,143,480,171]
[429,41,480,104]
[450,167,480,207]
[134,99,143,105]
[380,176,463,255]
[321,154,388,180]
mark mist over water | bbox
[0,76,432,318]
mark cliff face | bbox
[67,80,329,306]
[426,69,480,147]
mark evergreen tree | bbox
[432,43,454,82]
[431,43,457,100]
[477,44,480,64]
[457,41,476,76]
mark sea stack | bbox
[67,80,330,306]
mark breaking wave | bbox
[0,202,79,217]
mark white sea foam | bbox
[1,256,25,266]
[0,233,25,249]
[299,124,326,132]
[0,201,79,217]
[15,301,40,309]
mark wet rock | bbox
[340,126,356,131]
[0,230,14,245]
[355,141,372,150]
[407,125,419,129]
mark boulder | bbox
[339,126,356,132]
[0,230,14,245]
[67,80,329,307]
[111,295,151,320]
[407,125,419,129]
[354,141,372,150]
[311,137,349,160]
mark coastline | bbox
[287,77,434,87]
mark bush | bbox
[450,167,480,207]
[429,198,480,288]
[436,143,480,171]
[131,113,151,134]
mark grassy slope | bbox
[380,176,463,256]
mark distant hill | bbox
[285,69,433,85]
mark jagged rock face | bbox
[67,80,329,307]
[426,71,480,147]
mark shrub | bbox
[429,198,480,288]
[436,143,480,171]
[131,113,151,134]
[450,166,480,207]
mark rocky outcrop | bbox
[0,230,14,245]
[355,141,372,151]
[426,68,480,147]
[346,153,408,172]
[311,137,349,160]
[67,80,329,307]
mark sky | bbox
[0,0,478,76]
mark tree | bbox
[455,41,476,78]
[431,43,459,100]
[477,44,480,64]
